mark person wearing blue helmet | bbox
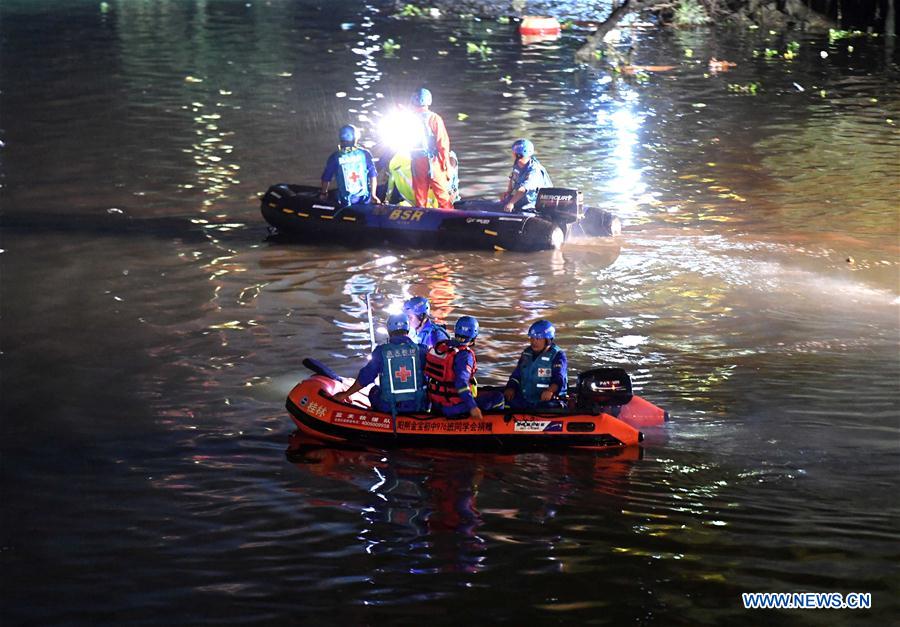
[334,313,427,413]
[409,87,454,209]
[500,138,553,212]
[503,319,568,409]
[320,124,380,207]
[424,315,504,419]
[404,295,450,349]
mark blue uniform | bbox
[321,147,377,207]
[354,336,428,413]
[506,344,568,409]
[412,318,450,350]
[504,156,552,210]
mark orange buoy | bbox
[519,15,561,36]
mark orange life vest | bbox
[424,341,477,407]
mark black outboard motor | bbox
[575,368,633,413]
[535,188,584,224]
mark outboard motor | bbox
[575,367,633,413]
[535,187,584,224]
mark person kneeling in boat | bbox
[500,138,552,212]
[320,124,381,207]
[503,320,568,410]
[333,313,427,413]
[386,150,460,207]
[424,316,504,420]
[404,296,449,349]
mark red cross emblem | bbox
[348,171,360,184]
[394,365,412,382]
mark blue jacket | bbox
[506,344,567,405]
[412,318,450,350]
[321,147,377,206]
[505,156,552,210]
[355,336,427,412]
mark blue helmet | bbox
[403,296,430,318]
[511,138,534,159]
[339,124,359,144]
[454,315,479,342]
[528,319,555,340]
[411,87,432,107]
[387,313,410,333]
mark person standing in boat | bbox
[333,313,427,413]
[409,88,454,209]
[320,124,380,207]
[404,296,450,349]
[503,320,568,409]
[424,316,504,420]
[500,139,552,212]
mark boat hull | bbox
[285,375,662,452]
[261,184,619,252]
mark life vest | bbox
[518,344,566,405]
[379,338,426,411]
[508,156,552,210]
[414,111,439,159]
[424,341,476,407]
[335,147,369,207]
[414,319,450,349]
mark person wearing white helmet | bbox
[500,138,552,212]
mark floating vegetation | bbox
[828,28,867,42]
[457,112,469,121]
[673,0,711,27]
[466,41,492,57]
[727,82,760,95]
[382,38,401,56]
[395,4,440,19]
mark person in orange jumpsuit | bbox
[409,88,454,209]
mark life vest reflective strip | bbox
[336,148,369,206]
[424,341,476,406]
[379,340,426,410]
[519,344,564,405]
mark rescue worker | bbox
[409,88,454,209]
[500,138,552,212]
[404,296,450,349]
[333,313,427,413]
[503,319,568,409]
[424,316,504,420]
[320,124,380,207]
[386,150,460,206]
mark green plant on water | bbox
[828,28,865,42]
[764,48,779,58]
[727,82,760,95]
[466,41,492,57]
[398,4,423,18]
[673,0,711,27]
[594,49,604,59]
[787,41,800,53]
[497,16,510,24]
[382,38,401,55]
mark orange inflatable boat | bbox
[285,360,667,452]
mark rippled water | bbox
[2,1,898,624]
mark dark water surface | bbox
[2,1,898,624]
